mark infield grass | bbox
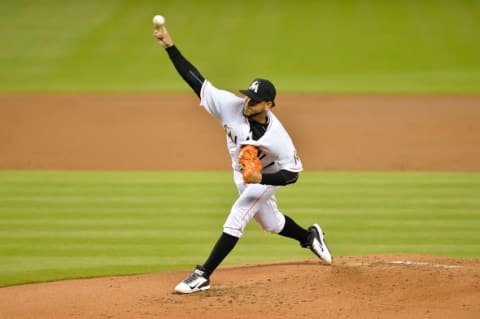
[1,0,479,93]
[1,170,479,287]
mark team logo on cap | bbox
[249,80,260,93]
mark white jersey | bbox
[200,80,303,184]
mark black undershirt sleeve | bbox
[165,45,205,98]
[261,170,299,186]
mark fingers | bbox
[153,27,173,48]
[153,29,164,40]
[153,31,167,48]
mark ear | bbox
[265,101,273,110]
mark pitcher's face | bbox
[243,97,270,118]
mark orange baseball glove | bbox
[238,145,262,184]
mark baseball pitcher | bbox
[153,23,332,294]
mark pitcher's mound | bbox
[0,255,479,319]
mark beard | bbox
[243,107,264,118]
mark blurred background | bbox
[1,0,479,93]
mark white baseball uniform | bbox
[200,80,303,238]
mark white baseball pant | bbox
[223,171,286,238]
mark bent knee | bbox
[256,214,285,234]
[260,222,284,234]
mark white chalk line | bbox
[387,260,461,269]
[343,260,462,269]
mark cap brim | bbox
[239,90,276,106]
[239,89,262,101]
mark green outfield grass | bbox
[0,170,479,287]
[1,0,479,93]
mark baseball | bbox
[153,15,165,26]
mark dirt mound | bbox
[0,255,478,319]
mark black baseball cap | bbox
[239,78,276,106]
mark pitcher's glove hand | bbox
[238,145,262,184]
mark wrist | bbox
[247,171,262,184]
